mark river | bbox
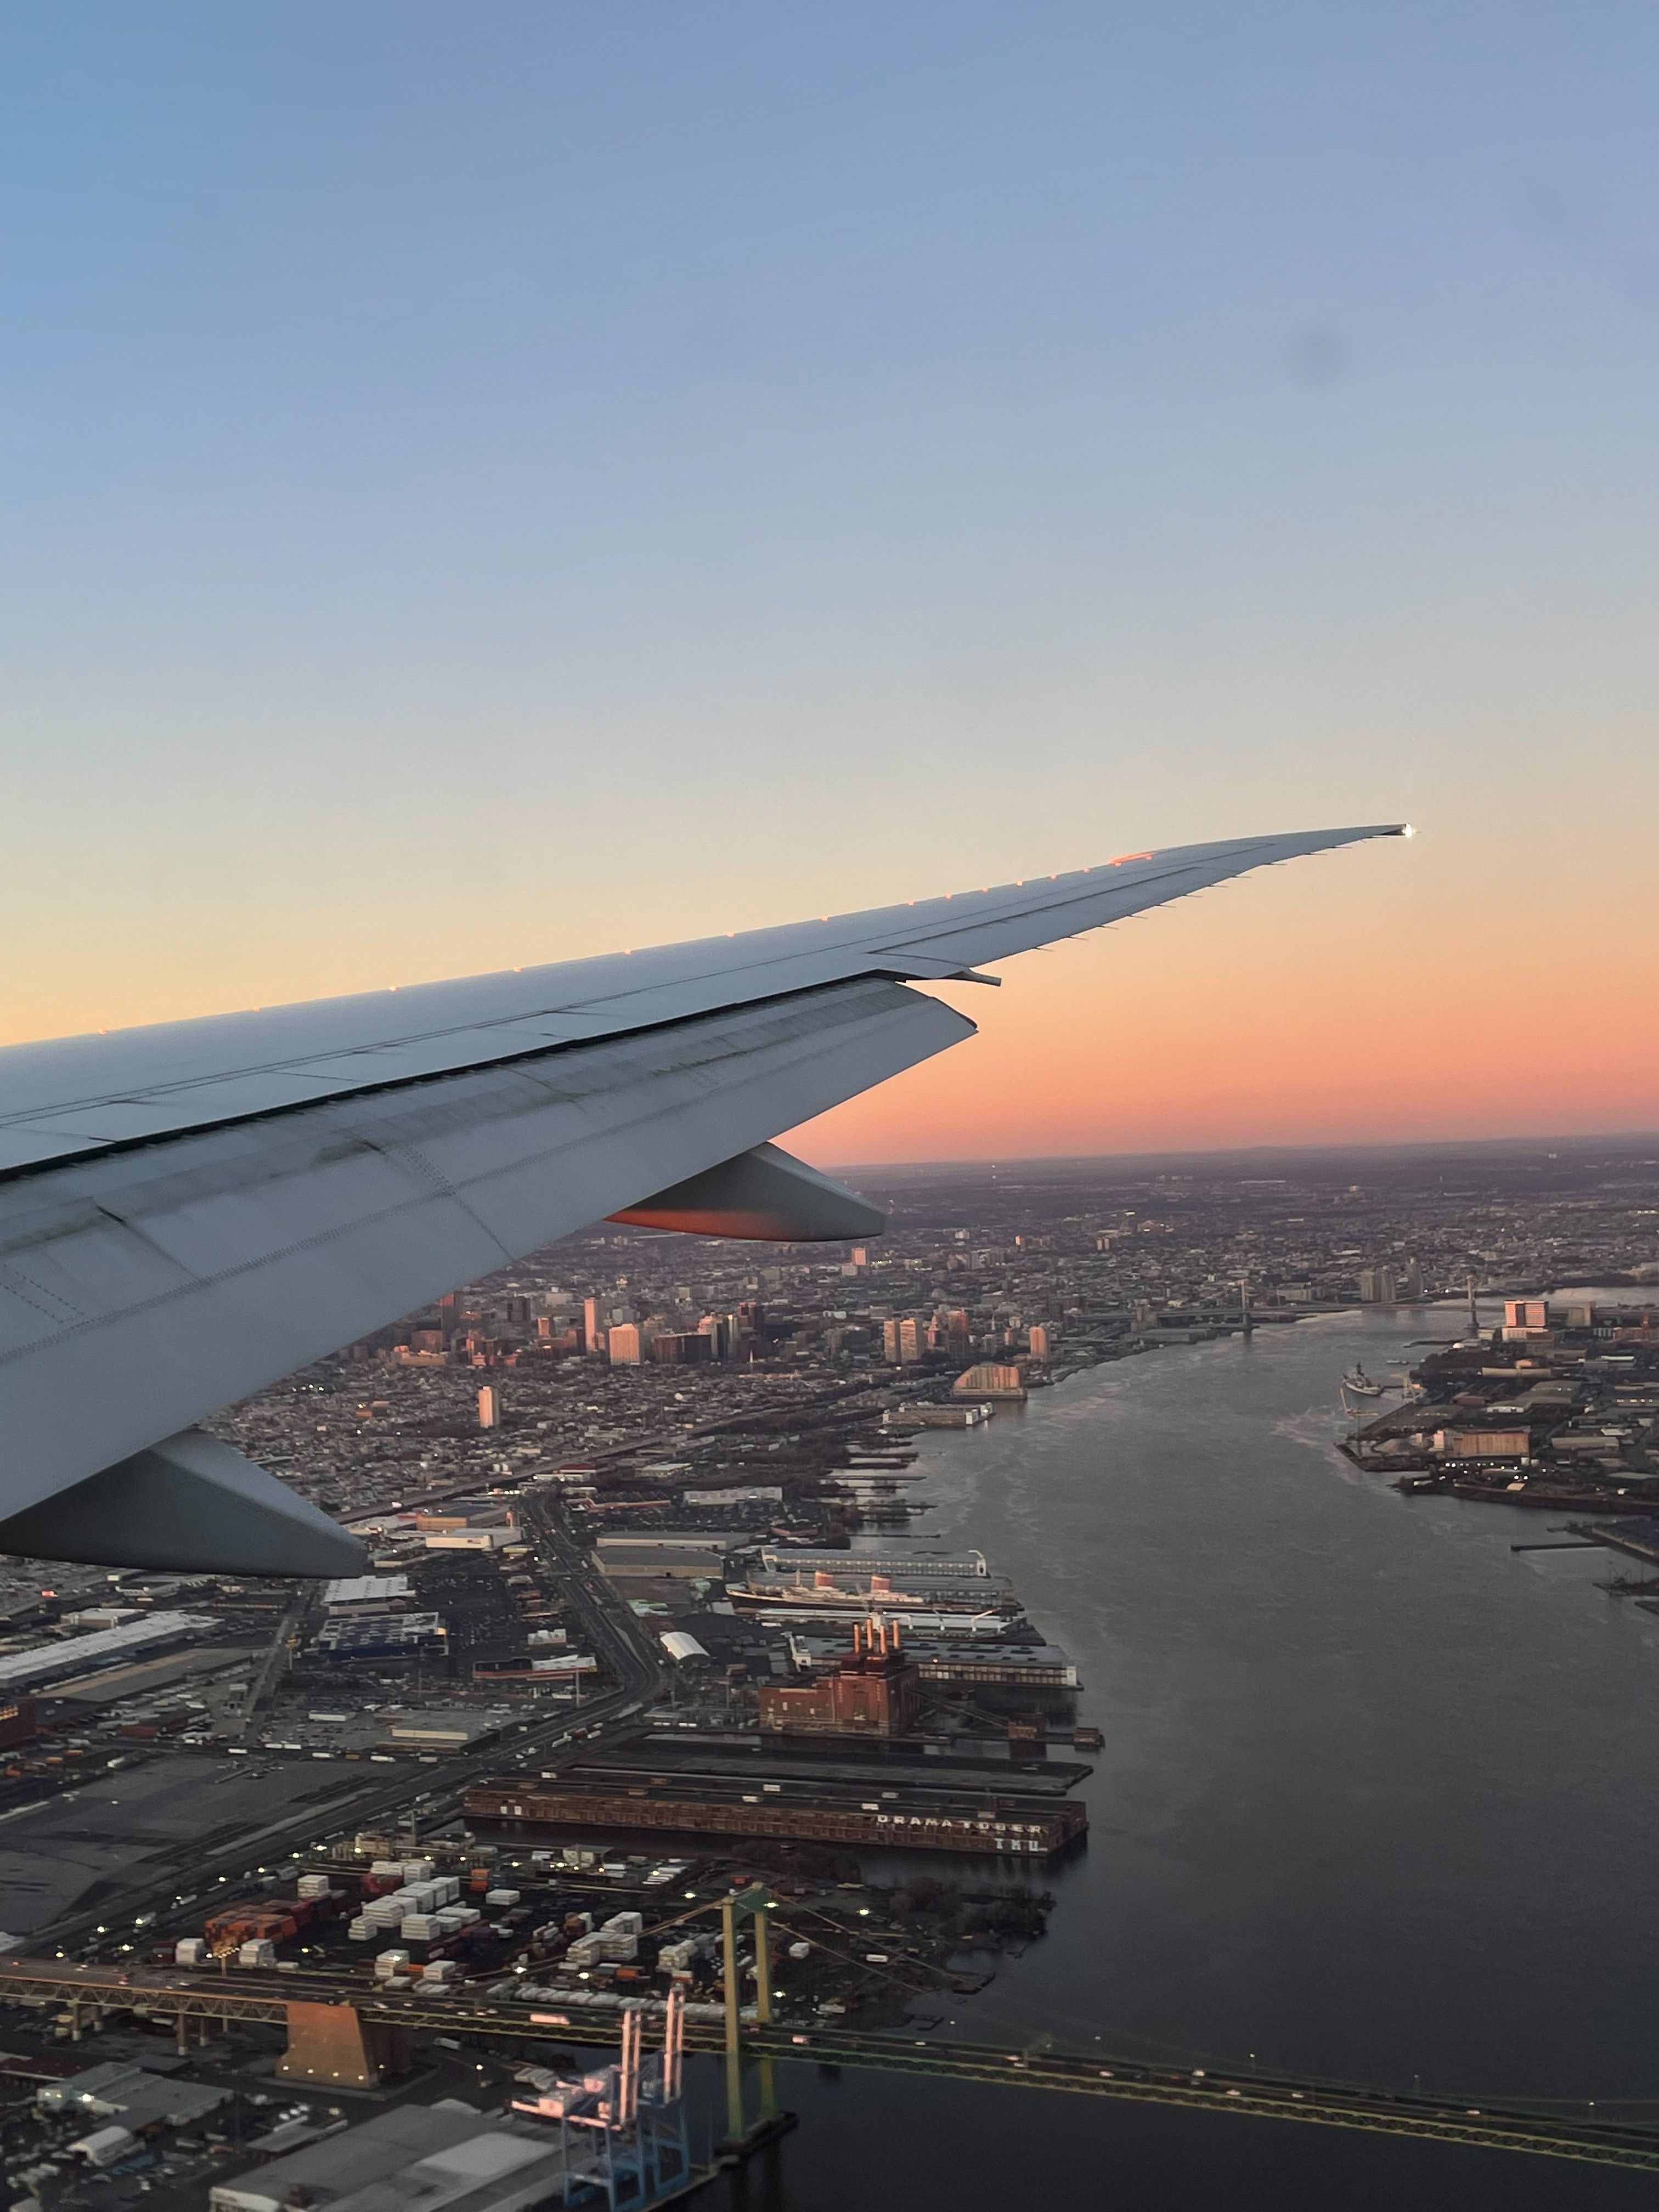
[699,1300,1659,2207]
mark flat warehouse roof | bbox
[0,1612,218,1692]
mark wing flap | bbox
[609,1142,885,1242]
[0,1430,370,1576]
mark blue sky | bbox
[4,3,1656,1152]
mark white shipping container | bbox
[238,1939,276,1968]
[400,1915,436,1941]
[174,1938,207,1966]
[484,1889,520,1908]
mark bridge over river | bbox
[4,1955,1657,2175]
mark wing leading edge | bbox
[0,822,1405,1572]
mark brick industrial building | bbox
[758,1617,922,1738]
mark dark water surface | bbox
[702,1304,1659,2208]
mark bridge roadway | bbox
[4,1956,1656,2174]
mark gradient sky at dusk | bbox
[3,4,1656,1163]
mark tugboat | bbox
[1342,1363,1384,1398]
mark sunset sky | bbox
[4,5,1656,1164]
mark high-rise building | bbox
[477,1385,500,1430]
[1504,1298,1549,1333]
[651,1332,710,1364]
[1028,1324,1053,1363]
[607,1323,644,1366]
[698,1316,731,1361]
[882,1316,923,1364]
[582,1296,602,1353]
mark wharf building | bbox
[759,1547,989,1582]
[952,1362,1027,1402]
[465,1759,1087,1859]
[912,1642,1079,1692]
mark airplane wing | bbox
[0,822,1405,1573]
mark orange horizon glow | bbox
[4,830,1657,1169]
[785,853,1659,1166]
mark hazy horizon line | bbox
[828,1127,1659,1179]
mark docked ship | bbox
[726,1569,933,1612]
[1342,1363,1384,1398]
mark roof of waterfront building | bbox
[208,2103,572,2212]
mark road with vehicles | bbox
[33,1495,669,1956]
[4,1954,1658,2174]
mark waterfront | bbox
[707,1300,1659,2207]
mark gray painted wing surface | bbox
[0,980,967,1525]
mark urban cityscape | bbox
[2,1136,1658,2203]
